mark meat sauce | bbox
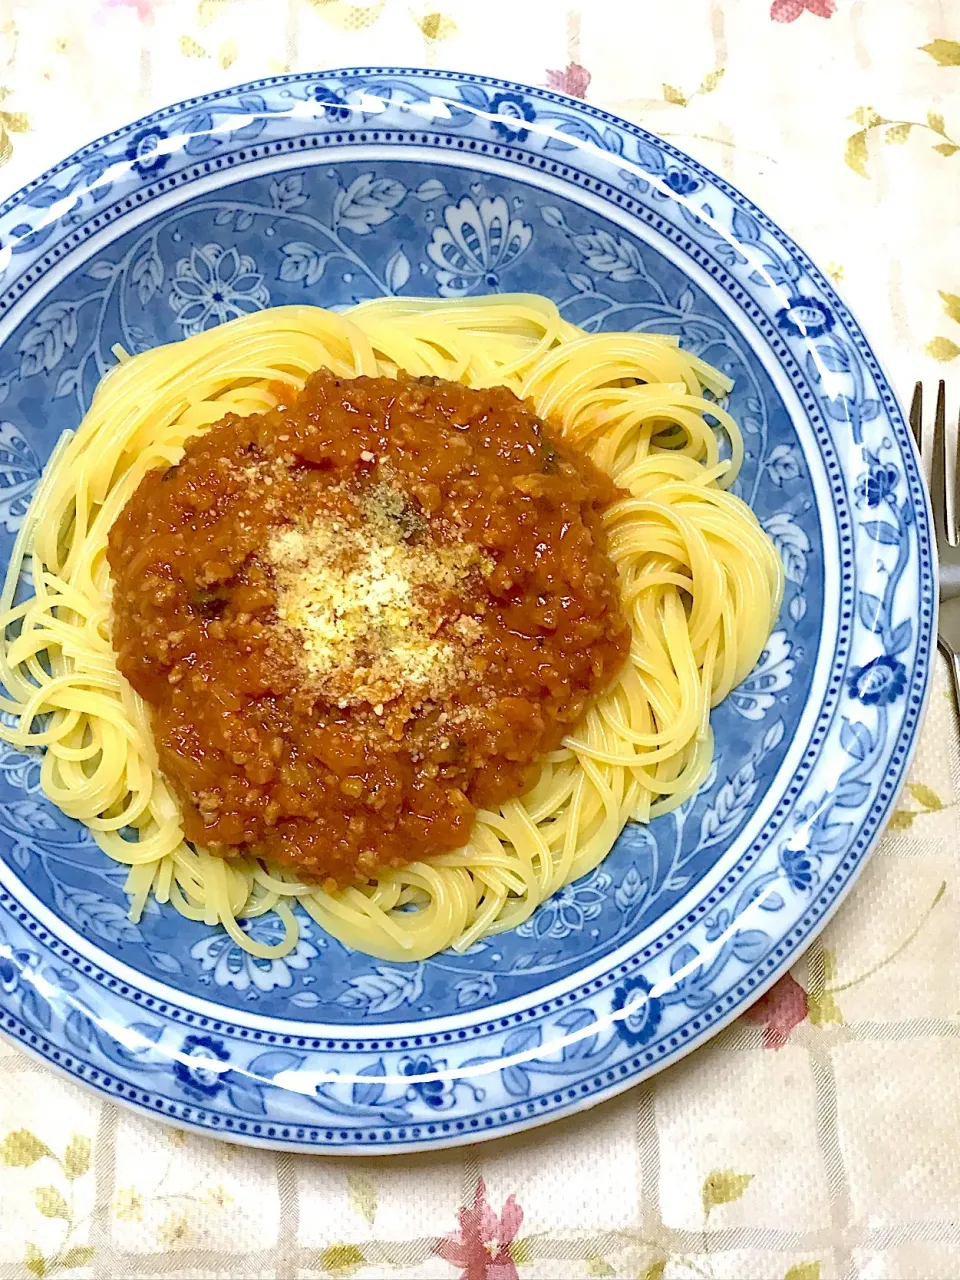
[107,370,630,883]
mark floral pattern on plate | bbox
[0,69,933,1152]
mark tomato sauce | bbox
[107,370,629,883]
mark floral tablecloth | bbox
[0,1,958,1277]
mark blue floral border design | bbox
[0,69,935,1152]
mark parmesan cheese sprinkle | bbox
[267,482,490,710]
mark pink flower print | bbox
[743,973,809,1048]
[546,63,592,99]
[435,1179,523,1280]
[770,0,835,19]
[102,0,158,19]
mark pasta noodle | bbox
[0,296,782,962]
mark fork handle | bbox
[938,635,960,719]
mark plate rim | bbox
[0,65,936,1153]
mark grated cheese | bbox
[267,481,490,710]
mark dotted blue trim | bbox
[0,67,936,1151]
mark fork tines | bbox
[910,380,960,547]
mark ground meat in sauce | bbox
[106,369,630,884]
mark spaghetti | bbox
[0,296,782,962]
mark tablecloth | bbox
[0,1,958,1276]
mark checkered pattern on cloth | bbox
[0,1,957,1275]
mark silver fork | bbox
[910,380,960,710]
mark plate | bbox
[0,69,933,1153]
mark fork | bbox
[910,380,960,712]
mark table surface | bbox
[0,1,958,1277]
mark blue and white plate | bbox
[0,70,933,1152]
